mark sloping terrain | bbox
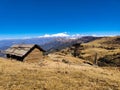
[81,36,120,66]
[57,36,120,66]
[0,57,120,90]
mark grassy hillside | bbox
[59,36,120,66]
[0,57,120,90]
[81,36,120,66]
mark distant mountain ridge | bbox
[0,36,100,57]
[42,36,101,53]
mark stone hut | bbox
[5,44,45,63]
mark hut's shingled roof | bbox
[5,44,45,57]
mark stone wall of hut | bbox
[24,48,43,63]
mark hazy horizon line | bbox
[0,32,119,40]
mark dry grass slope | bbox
[79,36,120,66]
[0,57,120,90]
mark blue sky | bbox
[0,0,120,39]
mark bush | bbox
[98,55,119,67]
[62,59,69,64]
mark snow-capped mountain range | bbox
[0,33,102,57]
